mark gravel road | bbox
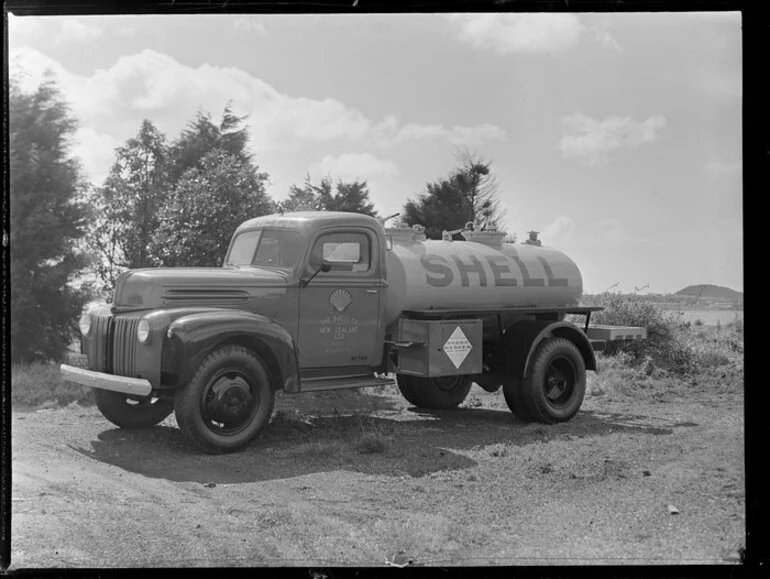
[9,385,745,568]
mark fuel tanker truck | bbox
[60,211,645,453]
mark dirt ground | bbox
[9,378,744,568]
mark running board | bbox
[300,375,395,392]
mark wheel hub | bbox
[434,376,463,393]
[544,358,575,405]
[206,376,254,425]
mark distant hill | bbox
[675,284,743,301]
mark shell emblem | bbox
[329,289,353,313]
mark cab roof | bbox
[235,211,384,237]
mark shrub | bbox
[583,292,686,369]
[580,293,744,376]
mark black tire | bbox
[94,389,174,429]
[174,345,275,454]
[400,375,472,409]
[519,337,586,423]
[396,373,427,407]
[502,377,533,422]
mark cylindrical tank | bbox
[384,227,583,325]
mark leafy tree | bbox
[281,175,377,216]
[403,149,506,240]
[151,150,273,267]
[86,119,170,290]
[87,104,269,278]
[167,103,251,184]
[9,73,92,362]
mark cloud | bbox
[447,14,619,55]
[308,153,403,217]
[372,117,507,147]
[9,47,506,185]
[558,113,667,166]
[55,19,103,44]
[706,159,741,178]
[541,215,574,243]
[70,128,121,185]
[308,153,400,182]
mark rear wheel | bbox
[94,389,174,429]
[518,337,586,423]
[398,374,472,409]
[174,345,275,454]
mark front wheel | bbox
[518,337,586,423]
[398,374,472,409]
[94,389,174,429]
[174,345,275,454]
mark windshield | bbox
[225,228,304,271]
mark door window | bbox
[310,232,370,273]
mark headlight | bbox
[79,313,91,336]
[137,318,151,344]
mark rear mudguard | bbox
[162,310,300,393]
[504,319,596,380]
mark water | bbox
[664,309,743,326]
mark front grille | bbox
[85,313,111,371]
[113,316,141,376]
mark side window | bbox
[310,232,371,273]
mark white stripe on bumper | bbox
[60,364,152,397]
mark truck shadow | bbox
[69,401,679,485]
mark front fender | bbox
[504,320,596,380]
[162,310,300,393]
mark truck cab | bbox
[61,211,645,453]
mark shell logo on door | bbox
[329,289,353,313]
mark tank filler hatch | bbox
[385,223,427,244]
[463,229,506,248]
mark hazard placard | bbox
[443,326,472,368]
[395,318,482,377]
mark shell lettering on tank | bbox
[420,254,453,287]
[419,253,564,288]
[450,254,488,287]
[384,238,583,324]
[508,254,545,287]
[537,256,568,287]
[486,254,518,286]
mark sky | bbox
[7,11,742,294]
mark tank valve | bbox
[526,231,541,246]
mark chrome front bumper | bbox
[60,364,152,397]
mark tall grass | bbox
[12,361,94,407]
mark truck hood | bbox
[113,267,290,311]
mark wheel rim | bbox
[201,368,260,435]
[543,357,577,408]
[433,376,466,393]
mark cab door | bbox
[297,228,383,372]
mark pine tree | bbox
[403,149,506,239]
[9,73,92,362]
